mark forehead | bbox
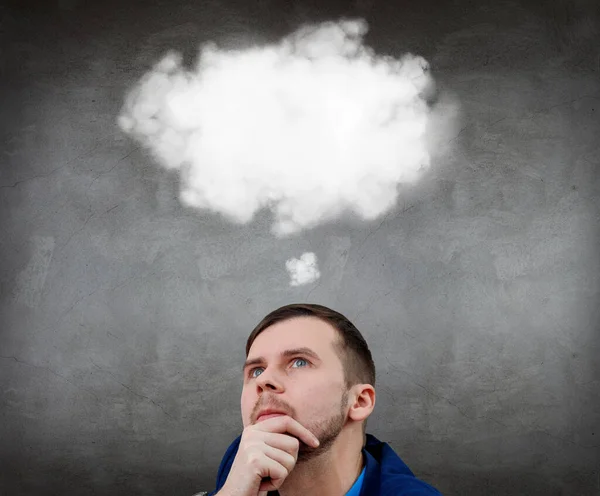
[248,317,339,358]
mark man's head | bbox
[241,303,376,461]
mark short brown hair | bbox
[245,303,376,389]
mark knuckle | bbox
[284,453,297,471]
[276,465,290,480]
[290,437,300,451]
[246,450,262,466]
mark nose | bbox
[255,367,283,392]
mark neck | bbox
[278,430,365,496]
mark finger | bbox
[254,449,294,491]
[261,443,296,473]
[258,416,320,447]
[284,416,320,447]
[259,431,300,454]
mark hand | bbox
[219,415,320,496]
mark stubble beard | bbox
[296,388,349,463]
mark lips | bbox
[256,409,288,422]
[257,413,286,422]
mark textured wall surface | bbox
[1,0,599,494]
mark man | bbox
[208,303,442,495]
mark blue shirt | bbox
[345,466,366,496]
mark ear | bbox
[347,384,375,423]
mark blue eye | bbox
[249,358,308,378]
[292,358,308,368]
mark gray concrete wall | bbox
[1,0,599,494]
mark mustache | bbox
[253,398,294,418]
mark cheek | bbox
[240,389,253,425]
[300,382,338,416]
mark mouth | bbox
[256,410,288,422]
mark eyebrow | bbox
[242,347,321,373]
